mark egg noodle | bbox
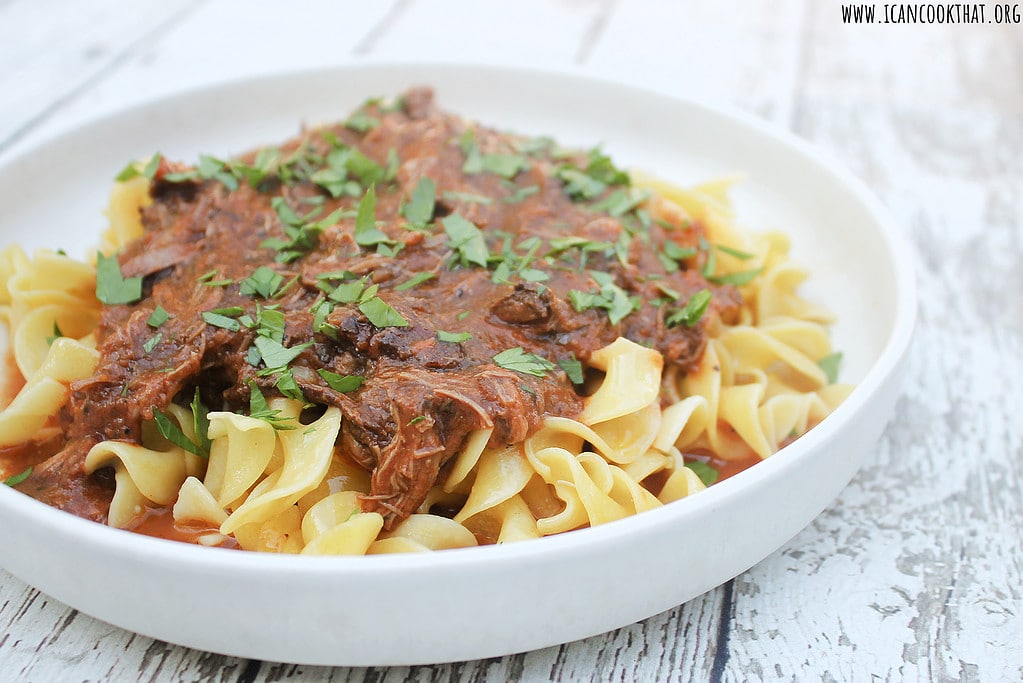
[0,173,850,554]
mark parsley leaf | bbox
[317,369,364,393]
[191,388,212,455]
[685,460,719,487]
[247,382,296,430]
[3,467,32,487]
[403,177,436,226]
[493,347,555,377]
[354,185,394,247]
[818,352,843,384]
[502,184,540,204]
[568,274,638,325]
[359,296,408,327]
[240,266,284,299]
[442,213,490,268]
[558,354,585,385]
[394,272,436,291]
[254,336,311,371]
[437,330,472,343]
[202,311,241,331]
[153,408,208,458]
[46,321,63,346]
[707,268,762,286]
[142,333,162,353]
[115,154,162,182]
[147,306,170,328]
[95,252,143,305]
[666,289,712,328]
[344,112,380,133]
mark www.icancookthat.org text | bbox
[841,3,1021,23]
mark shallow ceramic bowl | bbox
[0,64,915,666]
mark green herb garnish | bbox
[558,354,585,385]
[442,213,490,268]
[685,461,719,487]
[437,330,472,343]
[817,352,843,384]
[46,321,63,345]
[317,369,364,393]
[493,347,555,377]
[394,272,436,291]
[403,177,436,226]
[3,467,32,487]
[147,306,170,328]
[202,311,241,331]
[240,266,285,299]
[666,289,712,328]
[154,408,208,458]
[95,252,143,305]
[354,185,394,248]
[358,296,408,327]
[115,154,162,182]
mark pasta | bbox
[0,89,851,554]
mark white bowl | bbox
[0,64,915,666]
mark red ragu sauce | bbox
[129,506,240,550]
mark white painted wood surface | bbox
[1,0,1020,680]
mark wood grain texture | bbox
[1,0,1021,680]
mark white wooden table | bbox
[1,1,1020,680]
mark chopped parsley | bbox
[317,369,364,393]
[716,244,756,260]
[3,467,32,487]
[493,347,555,377]
[202,311,242,331]
[685,460,719,487]
[253,336,311,371]
[402,177,436,227]
[707,268,763,286]
[558,354,585,385]
[344,112,380,133]
[658,241,698,272]
[147,305,171,328]
[590,188,649,217]
[142,333,162,353]
[568,272,639,325]
[153,408,208,458]
[240,266,285,299]
[502,184,540,204]
[95,252,143,306]
[459,129,529,178]
[262,198,347,263]
[191,388,212,455]
[818,352,843,384]
[555,147,630,202]
[394,272,436,291]
[45,321,63,345]
[354,185,394,248]
[115,154,162,182]
[359,295,408,327]
[442,213,490,268]
[666,289,712,328]
[437,330,472,343]
[247,382,296,430]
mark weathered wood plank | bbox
[0,0,402,165]
[720,13,1023,682]
[0,0,202,156]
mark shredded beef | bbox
[23,88,740,528]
